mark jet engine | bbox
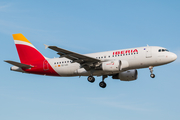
[102,60,120,71]
[101,60,129,71]
[112,69,138,81]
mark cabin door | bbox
[43,60,49,71]
[146,47,152,58]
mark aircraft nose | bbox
[171,53,177,61]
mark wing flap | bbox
[4,60,33,69]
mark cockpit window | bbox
[158,49,169,52]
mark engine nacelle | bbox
[112,69,138,81]
[102,60,120,71]
[101,60,129,71]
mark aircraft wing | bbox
[4,60,33,69]
[46,45,100,64]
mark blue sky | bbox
[0,0,180,120]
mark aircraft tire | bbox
[150,74,155,78]
[87,76,95,83]
[99,81,106,88]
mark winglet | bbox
[44,44,49,49]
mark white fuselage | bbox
[47,46,177,77]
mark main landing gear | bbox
[99,75,107,88]
[87,75,108,88]
[87,76,95,83]
[149,66,155,78]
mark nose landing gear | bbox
[150,74,155,78]
[149,66,155,78]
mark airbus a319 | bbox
[5,33,177,88]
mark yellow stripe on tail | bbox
[12,33,32,44]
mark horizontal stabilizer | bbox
[4,60,33,69]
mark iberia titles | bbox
[113,49,138,55]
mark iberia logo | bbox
[113,49,138,55]
[106,63,114,65]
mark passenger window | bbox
[108,56,110,58]
[104,56,106,58]
[54,62,56,64]
[158,49,161,52]
[67,61,69,63]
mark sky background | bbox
[0,0,180,120]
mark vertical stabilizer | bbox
[12,33,45,64]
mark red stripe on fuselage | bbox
[15,44,59,76]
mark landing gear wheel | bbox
[87,76,95,83]
[150,74,155,78]
[149,66,155,78]
[99,81,106,88]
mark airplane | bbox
[5,33,177,88]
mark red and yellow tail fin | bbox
[13,33,45,64]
